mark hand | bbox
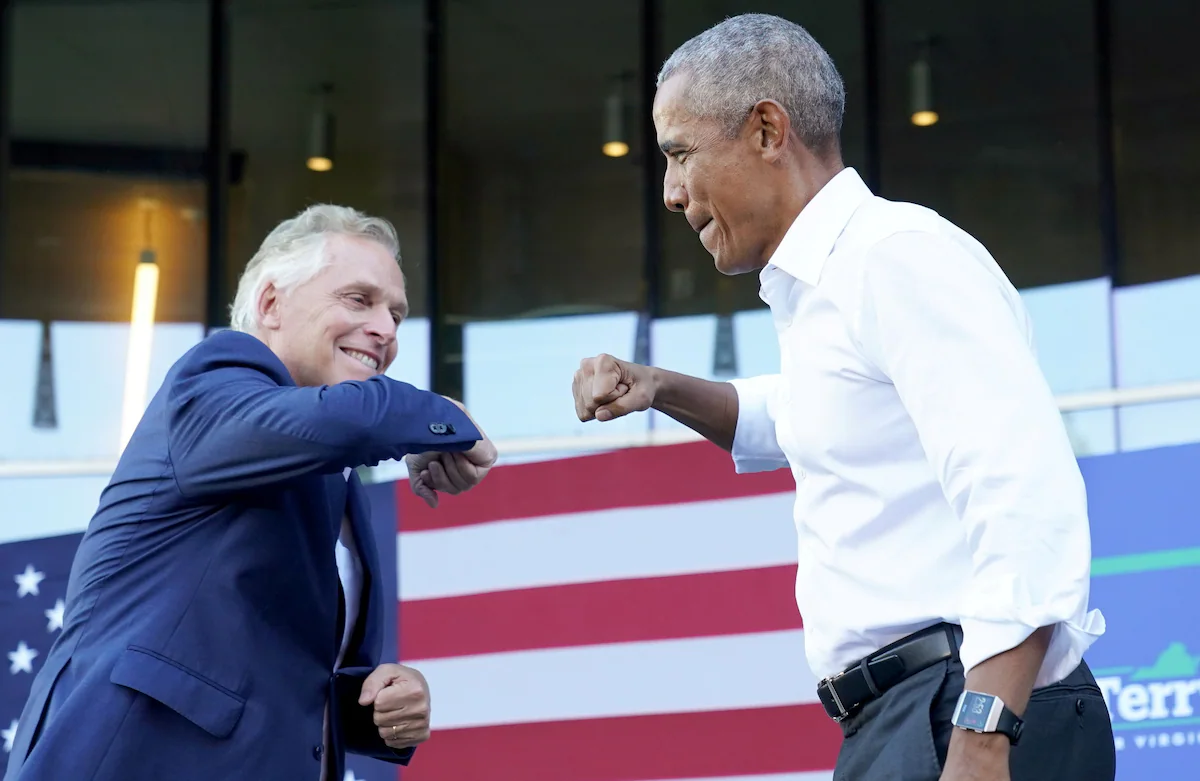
[939,730,1011,781]
[406,399,497,508]
[358,663,431,750]
[572,353,657,422]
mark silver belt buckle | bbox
[820,670,850,722]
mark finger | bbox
[379,719,427,739]
[595,385,652,423]
[371,673,426,714]
[589,356,623,405]
[409,474,438,509]
[457,450,489,478]
[437,452,474,492]
[380,721,430,749]
[373,699,425,725]
[425,459,461,495]
[572,369,593,422]
[359,666,401,706]
[406,451,435,472]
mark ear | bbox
[750,99,791,163]
[257,281,283,331]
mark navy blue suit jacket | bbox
[3,330,480,781]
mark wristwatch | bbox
[951,690,1024,745]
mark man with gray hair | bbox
[4,204,495,781]
[572,13,1114,781]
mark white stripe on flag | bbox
[399,492,797,599]
[409,629,818,729]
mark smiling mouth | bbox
[341,348,380,371]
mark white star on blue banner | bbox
[0,532,80,761]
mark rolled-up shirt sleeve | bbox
[853,230,1103,687]
[727,374,790,474]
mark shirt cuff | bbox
[958,572,1106,689]
[727,375,789,474]
[959,614,1105,691]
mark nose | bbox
[364,305,397,344]
[663,167,688,213]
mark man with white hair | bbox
[4,205,495,781]
[572,13,1115,781]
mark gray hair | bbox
[657,13,845,154]
[228,204,400,333]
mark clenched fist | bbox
[572,354,658,422]
[407,397,497,508]
[358,663,432,750]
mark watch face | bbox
[956,693,994,730]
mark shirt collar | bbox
[763,166,874,288]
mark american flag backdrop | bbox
[1,439,841,780]
[394,440,842,781]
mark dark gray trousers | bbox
[832,657,1116,780]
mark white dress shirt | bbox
[319,468,363,781]
[729,167,1104,689]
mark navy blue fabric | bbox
[2,330,479,781]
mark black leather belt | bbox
[817,622,962,722]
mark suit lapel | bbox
[324,473,348,537]
[344,471,382,664]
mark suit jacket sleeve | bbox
[166,330,481,499]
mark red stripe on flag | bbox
[397,440,795,531]
[398,704,841,781]
[400,565,802,660]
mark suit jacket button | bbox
[313,744,324,760]
[429,422,448,435]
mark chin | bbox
[713,252,761,276]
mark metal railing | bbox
[4,379,1200,480]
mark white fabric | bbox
[319,468,364,781]
[728,167,1104,689]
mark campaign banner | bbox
[1081,442,1200,779]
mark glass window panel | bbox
[441,1,644,321]
[228,0,427,318]
[1113,275,1200,453]
[1112,0,1200,285]
[463,314,645,442]
[879,0,1103,290]
[5,1,209,323]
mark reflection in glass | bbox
[879,0,1103,290]
[228,1,428,321]
[441,0,644,321]
[5,2,209,323]
[1112,0,1200,285]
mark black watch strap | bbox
[996,704,1024,745]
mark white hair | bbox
[228,203,401,333]
[657,13,845,154]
